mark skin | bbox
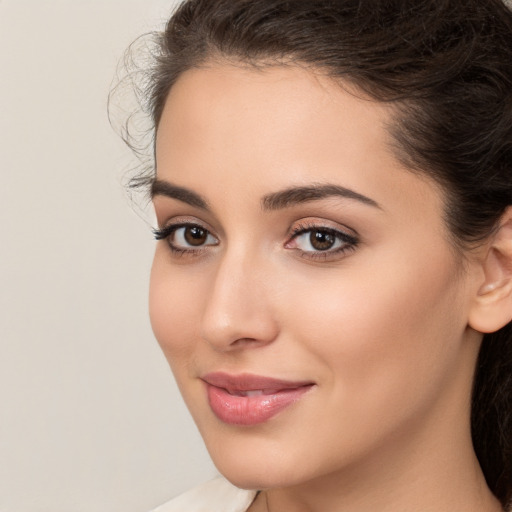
[150,63,503,512]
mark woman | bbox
[120,0,512,510]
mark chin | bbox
[215,460,302,491]
[201,430,324,491]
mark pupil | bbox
[310,230,335,251]
[185,226,207,246]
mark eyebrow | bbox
[151,179,209,210]
[261,184,381,210]
[151,179,380,211]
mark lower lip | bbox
[206,384,313,426]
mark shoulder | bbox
[150,477,258,512]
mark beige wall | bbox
[0,1,216,511]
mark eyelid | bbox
[285,219,359,260]
[152,217,219,256]
[288,218,358,239]
[153,215,216,237]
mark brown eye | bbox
[184,226,208,246]
[287,225,358,258]
[154,223,218,252]
[309,230,336,251]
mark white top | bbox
[151,477,258,512]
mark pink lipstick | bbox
[202,372,314,426]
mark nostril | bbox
[230,338,263,348]
[200,315,279,351]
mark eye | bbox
[153,223,218,253]
[173,225,215,247]
[286,223,358,260]
[296,229,341,251]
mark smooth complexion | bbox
[150,64,503,512]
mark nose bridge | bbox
[200,242,278,350]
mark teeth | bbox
[228,389,280,397]
[245,390,264,397]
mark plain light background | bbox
[0,1,217,511]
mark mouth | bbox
[201,372,315,426]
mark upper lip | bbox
[201,372,315,392]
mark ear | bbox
[469,207,512,334]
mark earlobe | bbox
[469,207,512,334]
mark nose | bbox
[200,249,279,351]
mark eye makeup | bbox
[153,217,359,262]
[285,221,359,261]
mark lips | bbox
[202,372,315,426]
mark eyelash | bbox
[287,222,359,261]
[153,223,217,257]
[153,221,359,260]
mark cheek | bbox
[279,247,466,420]
[148,251,204,370]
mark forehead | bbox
[156,64,391,158]
[158,66,384,174]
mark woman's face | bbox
[150,64,482,489]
